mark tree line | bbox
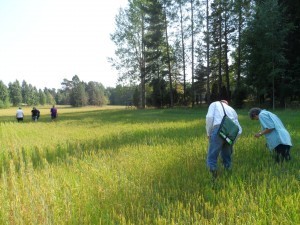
[110,0,300,109]
[0,75,109,108]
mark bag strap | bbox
[220,101,227,116]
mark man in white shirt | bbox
[206,100,242,178]
[16,107,24,122]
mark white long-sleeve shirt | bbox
[205,101,242,136]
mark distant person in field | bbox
[206,100,242,179]
[249,108,292,163]
[31,107,40,122]
[50,105,57,121]
[16,107,24,122]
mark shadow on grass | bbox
[59,108,203,125]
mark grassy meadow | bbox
[0,105,299,224]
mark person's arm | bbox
[254,128,274,138]
[255,111,275,138]
[232,110,242,135]
[206,103,215,137]
[206,117,213,137]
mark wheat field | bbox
[0,106,299,224]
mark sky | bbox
[0,0,128,90]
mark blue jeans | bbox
[207,125,233,171]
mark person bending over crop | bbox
[249,108,292,163]
[206,100,242,179]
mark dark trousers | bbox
[274,144,291,162]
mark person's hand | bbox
[254,132,262,138]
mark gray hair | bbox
[249,107,262,119]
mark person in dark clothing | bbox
[50,105,57,121]
[31,107,40,122]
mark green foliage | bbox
[133,87,140,107]
[232,85,248,108]
[243,0,292,103]
[210,82,219,102]
[0,100,10,108]
[38,89,46,105]
[109,1,144,85]
[149,78,168,107]
[109,0,300,108]
[86,81,108,106]
[108,84,142,106]
[0,106,298,224]
[8,80,22,106]
[1,75,110,107]
[0,81,11,108]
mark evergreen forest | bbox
[0,0,299,109]
[110,0,300,109]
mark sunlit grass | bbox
[0,106,299,224]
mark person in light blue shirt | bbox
[249,108,292,163]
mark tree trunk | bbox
[206,0,211,104]
[141,13,146,109]
[179,1,187,105]
[237,3,242,86]
[191,0,195,107]
[163,2,173,107]
[218,13,222,99]
[224,4,230,100]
